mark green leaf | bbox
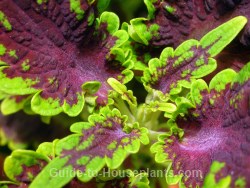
[200,16,247,57]
[165,163,184,186]
[112,30,129,48]
[127,170,150,188]
[98,12,119,35]
[97,0,110,13]
[191,68,237,106]
[1,95,31,115]
[108,78,137,107]
[36,140,59,159]
[81,81,101,95]
[31,92,85,117]
[168,97,195,119]
[146,101,176,113]
[129,18,159,45]
[0,11,12,31]
[150,141,168,163]
[144,0,157,19]
[30,157,75,188]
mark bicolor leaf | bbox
[4,150,49,183]
[0,1,132,116]
[150,62,250,187]
[142,16,247,99]
[140,0,250,47]
[30,107,149,187]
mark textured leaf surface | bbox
[30,107,149,187]
[0,1,132,116]
[142,0,250,47]
[151,62,250,187]
[142,16,247,98]
[4,150,49,183]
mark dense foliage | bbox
[0,0,249,187]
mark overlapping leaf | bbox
[0,0,133,117]
[29,107,149,187]
[2,153,150,188]
[0,111,68,150]
[142,16,247,100]
[150,62,250,187]
[3,150,49,183]
[125,0,250,72]
[140,0,250,47]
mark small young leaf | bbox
[129,18,159,45]
[98,12,119,35]
[108,78,137,107]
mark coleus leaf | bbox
[0,0,133,117]
[141,0,250,47]
[29,107,149,188]
[1,95,31,115]
[97,0,110,13]
[36,139,59,159]
[128,18,160,46]
[3,150,49,183]
[124,170,150,188]
[107,78,137,107]
[203,161,231,188]
[150,62,250,187]
[142,16,247,100]
[0,111,69,150]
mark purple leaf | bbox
[151,63,250,187]
[0,0,132,116]
[144,0,250,47]
[0,111,70,149]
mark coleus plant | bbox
[0,0,249,188]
